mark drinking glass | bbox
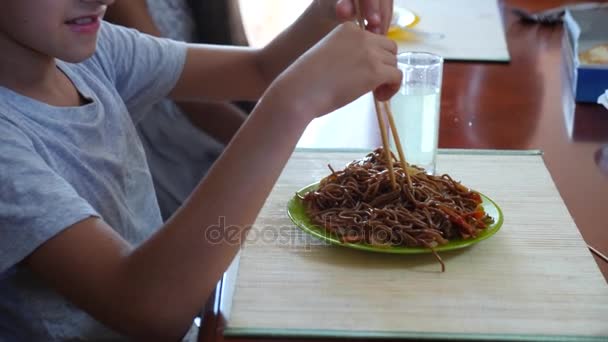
[389,52,443,175]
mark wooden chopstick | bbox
[588,244,608,263]
[384,102,413,189]
[354,1,412,190]
[373,100,398,188]
[353,1,396,189]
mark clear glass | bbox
[389,52,443,175]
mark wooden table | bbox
[200,0,608,340]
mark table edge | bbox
[223,327,606,342]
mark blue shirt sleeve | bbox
[0,119,99,273]
[93,21,188,123]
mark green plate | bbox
[287,183,503,254]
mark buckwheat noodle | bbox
[301,148,494,272]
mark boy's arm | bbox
[105,0,263,102]
[25,23,400,341]
[169,0,394,102]
[27,92,309,340]
[106,0,393,102]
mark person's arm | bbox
[106,0,394,102]
[177,100,246,144]
[25,21,400,340]
[170,0,394,102]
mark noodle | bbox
[301,148,494,272]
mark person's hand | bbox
[336,0,393,34]
[267,22,401,122]
[318,0,393,35]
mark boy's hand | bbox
[268,22,401,122]
[316,0,394,34]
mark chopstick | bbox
[384,102,413,189]
[588,244,608,263]
[373,100,397,188]
[354,1,412,190]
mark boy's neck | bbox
[0,34,84,107]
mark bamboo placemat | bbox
[221,150,608,341]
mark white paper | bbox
[393,0,510,62]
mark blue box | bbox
[563,7,608,103]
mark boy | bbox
[0,0,399,340]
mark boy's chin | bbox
[57,48,96,63]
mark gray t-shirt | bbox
[0,22,187,340]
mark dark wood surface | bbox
[200,0,608,340]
